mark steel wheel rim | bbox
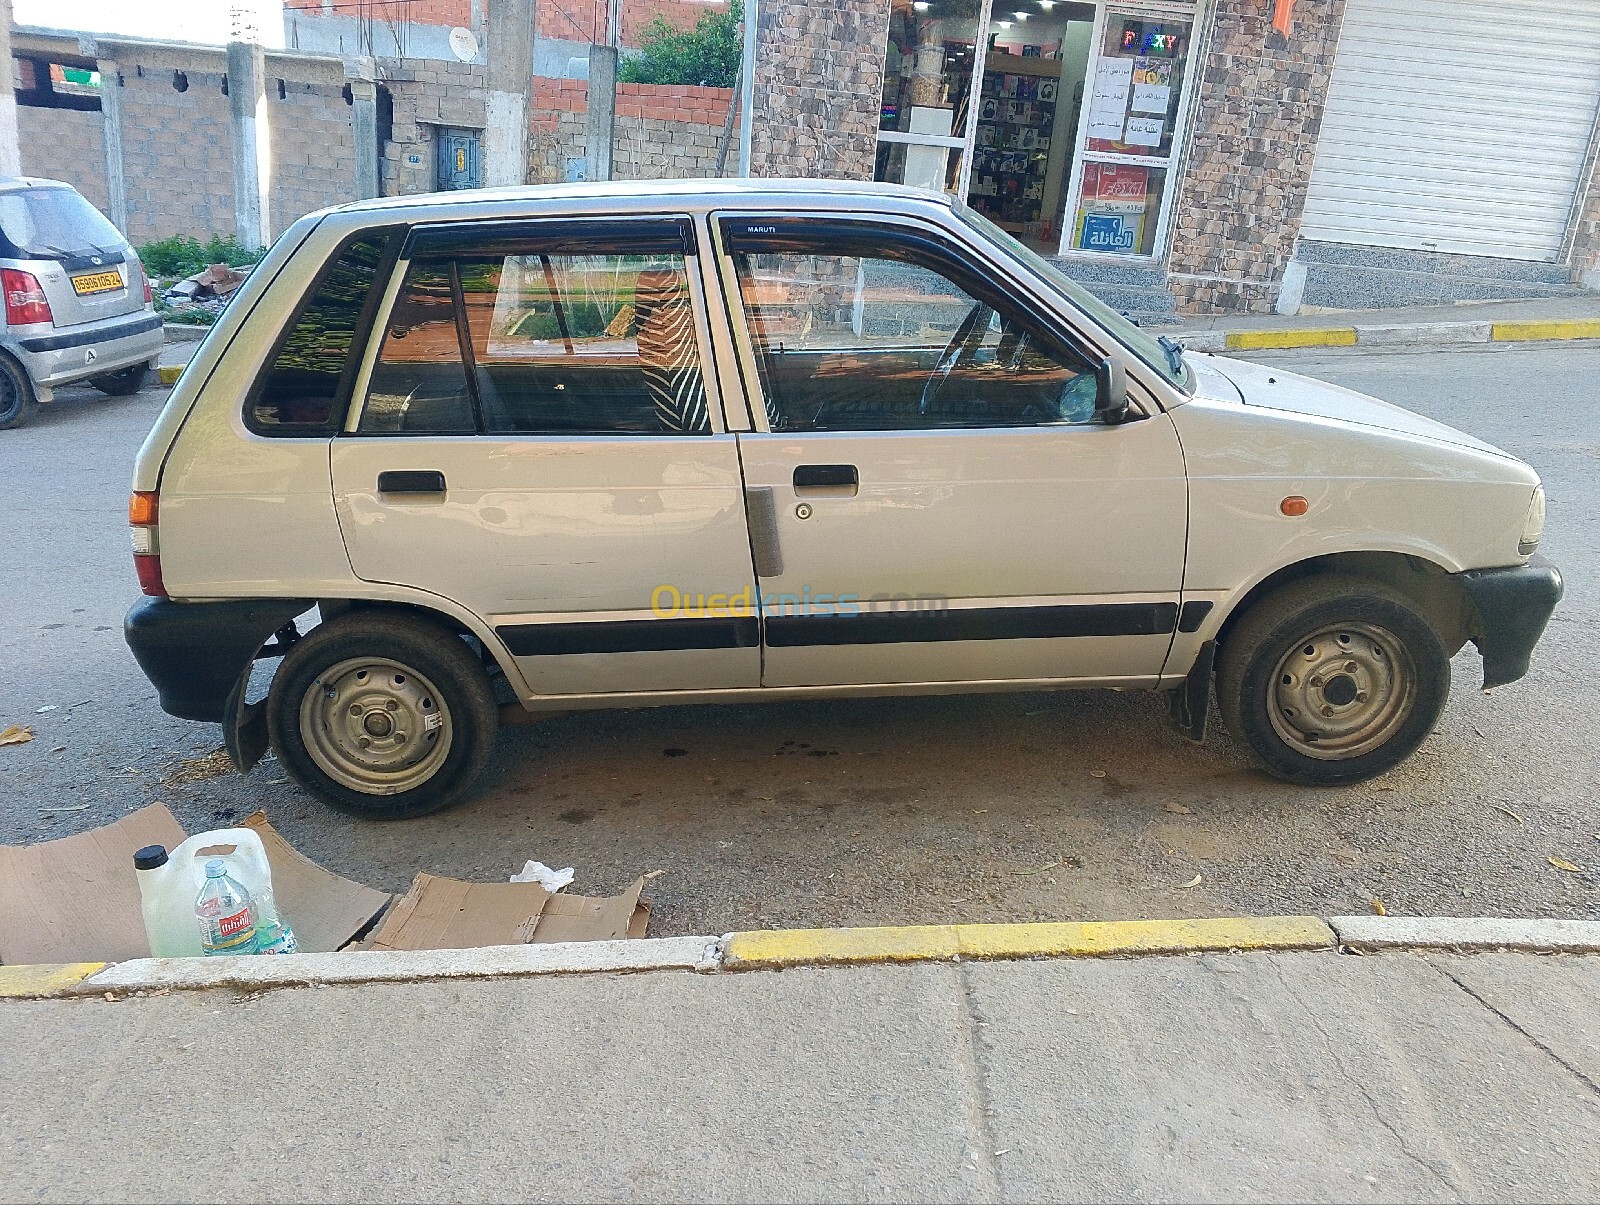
[0,372,19,420]
[298,657,453,794]
[1267,622,1416,761]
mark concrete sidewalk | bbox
[4,945,1597,1202]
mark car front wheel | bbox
[266,612,499,819]
[1216,576,1451,785]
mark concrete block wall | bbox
[379,56,489,196]
[16,106,109,214]
[115,56,237,245]
[269,73,361,236]
[528,77,735,183]
[745,0,888,180]
[1162,0,1347,315]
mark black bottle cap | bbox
[133,844,168,870]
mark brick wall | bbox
[17,105,110,215]
[1163,0,1347,314]
[527,77,736,182]
[745,0,887,179]
[283,0,728,50]
[116,56,237,244]
[269,76,361,236]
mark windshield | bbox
[0,187,127,259]
[955,202,1192,393]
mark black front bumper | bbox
[125,596,311,721]
[1455,558,1563,689]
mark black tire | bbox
[0,355,38,429]
[266,612,499,819]
[1216,575,1450,786]
[89,363,150,396]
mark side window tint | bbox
[250,234,390,433]
[358,261,476,435]
[459,252,709,435]
[732,245,1096,433]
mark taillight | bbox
[129,490,165,596]
[2,268,52,325]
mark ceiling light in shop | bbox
[996,19,1013,28]
[1038,0,1054,8]
[912,1,929,9]
[1014,11,1029,19]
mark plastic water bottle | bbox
[195,858,258,956]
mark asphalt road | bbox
[2,344,1596,935]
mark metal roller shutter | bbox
[1298,0,1600,261]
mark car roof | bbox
[323,177,957,219]
[0,176,76,194]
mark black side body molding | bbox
[1454,558,1563,689]
[125,596,311,722]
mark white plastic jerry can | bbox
[132,827,297,957]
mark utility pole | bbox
[737,0,757,177]
[485,0,536,187]
[586,0,620,182]
[0,0,21,177]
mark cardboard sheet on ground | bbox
[0,804,389,964]
[366,873,650,951]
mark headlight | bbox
[1519,485,1545,556]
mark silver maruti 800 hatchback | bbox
[125,180,1561,819]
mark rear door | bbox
[330,216,761,698]
[713,214,1189,689]
[0,185,145,326]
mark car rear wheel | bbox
[1216,576,1450,785]
[89,363,150,396]
[266,612,499,819]
[0,356,38,429]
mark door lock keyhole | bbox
[795,503,813,520]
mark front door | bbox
[715,214,1188,688]
[435,127,481,191]
[330,217,760,698]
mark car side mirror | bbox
[1094,355,1129,423]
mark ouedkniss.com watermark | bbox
[651,585,947,618]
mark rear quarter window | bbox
[247,232,396,435]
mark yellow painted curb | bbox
[1225,328,1358,351]
[157,364,183,385]
[0,963,106,998]
[723,916,1335,970]
[1490,318,1600,342]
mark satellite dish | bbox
[448,27,480,62]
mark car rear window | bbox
[248,232,394,435]
[0,187,125,259]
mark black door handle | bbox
[793,464,858,491]
[377,470,446,494]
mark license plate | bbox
[71,270,124,296]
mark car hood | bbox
[1190,355,1516,460]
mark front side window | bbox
[728,232,1096,433]
[250,233,392,433]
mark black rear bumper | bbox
[1455,559,1563,689]
[125,596,311,721]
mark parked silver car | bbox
[0,176,163,429]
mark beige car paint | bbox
[133,179,1546,714]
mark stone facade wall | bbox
[1163,0,1347,314]
[746,0,887,179]
[268,73,361,237]
[1566,143,1600,288]
[115,54,237,244]
[17,105,110,214]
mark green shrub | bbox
[139,234,265,278]
[618,0,742,89]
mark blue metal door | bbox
[435,128,481,190]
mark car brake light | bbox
[2,268,52,325]
[129,491,166,596]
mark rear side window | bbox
[359,261,475,435]
[249,233,393,434]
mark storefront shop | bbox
[873,0,1201,261]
